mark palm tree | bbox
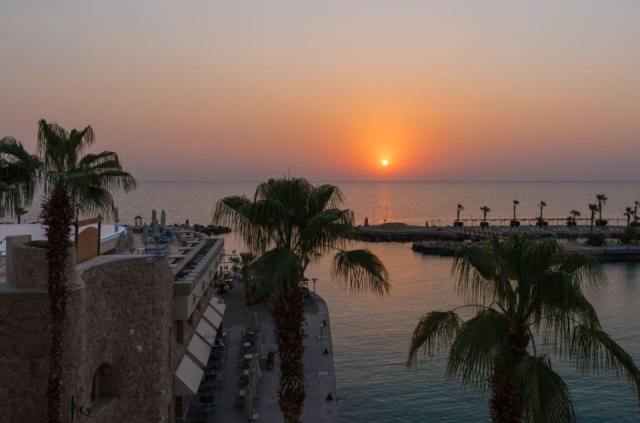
[14,205,28,224]
[588,204,598,234]
[0,136,41,218]
[456,204,464,227]
[538,201,547,226]
[634,201,639,223]
[480,206,490,222]
[408,234,640,423]
[213,178,389,423]
[38,119,136,219]
[624,207,633,227]
[513,200,519,221]
[37,119,136,423]
[596,194,608,227]
[569,210,581,227]
[456,204,464,222]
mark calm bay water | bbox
[10,181,640,421]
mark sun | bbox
[381,159,389,166]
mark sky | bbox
[1,1,639,182]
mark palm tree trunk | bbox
[489,327,530,423]
[42,185,74,423]
[513,205,516,221]
[272,286,307,423]
[591,213,594,234]
[598,202,602,225]
[539,206,543,222]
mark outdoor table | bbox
[244,354,253,360]
[243,342,251,348]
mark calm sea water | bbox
[9,181,640,421]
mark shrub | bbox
[619,227,638,245]
[586,233,605,247]
[595,219,608,228]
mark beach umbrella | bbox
[151,209,157,224]
[251,353,262,382]
[142,223,150,245]
[126,228,135,253]
[160,209,166,227]
[252,311,259,332]
[254,331,264,360]
[243,372,256,421]
[115,231,126,254]
[153,220,160,239]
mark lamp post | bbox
[312,278,317,293]
[319,319,327,340]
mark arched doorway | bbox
[90,363,119,402]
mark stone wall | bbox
[9,242,78,290]
[0,255,174,423]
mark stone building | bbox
[0,230,225,423]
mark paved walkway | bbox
[188,279,339,423]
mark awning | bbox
[195,317,217,347]
[210,297,226,317]
[203,305,222,330]
[173,355,204,396]
[187,333,211,369]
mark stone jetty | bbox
[411,240,469,256]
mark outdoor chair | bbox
[235,392,245,407]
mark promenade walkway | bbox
[192,279,339,423]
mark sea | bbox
[10,181,640,422]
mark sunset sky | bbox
[1,1,639,181]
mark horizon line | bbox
[133,179,640,184]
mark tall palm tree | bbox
[0,136,41,218]
[596,194,607,227]
[538,201,547,225]
[513,200,519,221]
[569,210,581,227]
[37,119,136,423]
[480,206,490,222]
[634,201,639,223]
[38,119,136,219]
[456,204,464,224]
[408,234,640,423]
[624,207,633,227]
[213,178,389,423]
[588,204,598,234]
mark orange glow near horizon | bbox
[381,159,389,166]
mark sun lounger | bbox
[144,244,172,255]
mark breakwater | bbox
[411,240,469,256]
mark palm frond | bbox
[244,247,302,297]
[453,243,511,303]
[447,308,510,392]
[558,253,605,287]
[407,311,462,367]
[570,325,640,402]
[331,249,389,295]
[514,355,578,423]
